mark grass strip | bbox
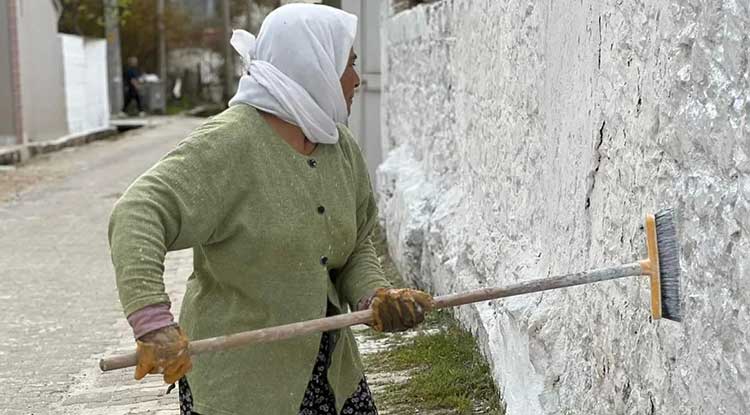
[366,227,505,414]
[363,311,505,414]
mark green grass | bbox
[363,310,505,415]
[165,97,196,115]
[366,226,506,414]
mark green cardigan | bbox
[109,104,391,414]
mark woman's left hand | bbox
[367,288,435,332]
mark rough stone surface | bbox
[379,1,749,414]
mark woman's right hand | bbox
[369,288,435,332]
[135,325,192,384]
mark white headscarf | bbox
[228,4,358,144]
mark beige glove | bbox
[369,288,435,332]
[135,325,192,384]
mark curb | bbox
[0,126,118,166]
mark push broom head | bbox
[642,208,682,322]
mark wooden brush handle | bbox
[100,262,644,372]
[99,310,374,372]
[434,261,643,309]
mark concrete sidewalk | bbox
[56,250,193,415]
[0,117,203,414]
[0,127,117,166]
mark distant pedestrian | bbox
[122,56,145,116]
[108,4,433,415]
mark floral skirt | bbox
[178,331,378,414]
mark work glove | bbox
[369,288,435,332]
[135,325,192,385]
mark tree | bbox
[58,0,281,105]
[59,0,190,74]
[59,0,135,38]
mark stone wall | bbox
[377,1,749,414]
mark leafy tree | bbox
[119,1,190,74]
[59,0,135,38]
[59,0,190,74]
[58,0,281,103]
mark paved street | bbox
[0,116,467,415]
[0,117,204,414]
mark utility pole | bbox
[7,0,24,145]
[247,0,253,31]
[222,0,234,103]
[103,0,124,115]
[157,0,167,103]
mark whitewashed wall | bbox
[61,35,110,136]
[16,0,69,143]
[61,35,86,134]
[379,1,750,414]
[83,39,110,132]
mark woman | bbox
[109,4,433,415]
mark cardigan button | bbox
[320,256,328,266]
[308,159,317,168]
[317,205,325,214]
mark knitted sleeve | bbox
[335,126,392,309]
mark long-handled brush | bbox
[100,209,681,372]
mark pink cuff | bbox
[127,303,176,340]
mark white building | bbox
[0,0,110,148]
